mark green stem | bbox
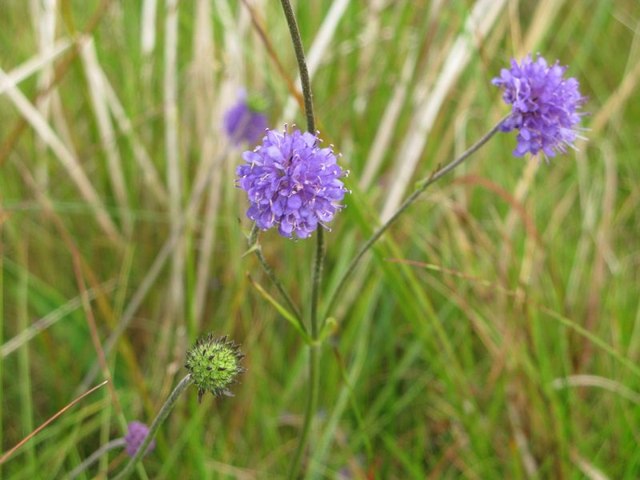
[288,344,320,480]
[113,375,193,480]
[279,1,322,477]
[310,228,324,339]
[288,221,324,479]
[322,116,508,323]
[287,224,324,480]
[279,0,316,133]
[249,225,305,326]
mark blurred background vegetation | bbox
[1,0,639,478]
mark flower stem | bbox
[279,1,322,477]
[279,0,316,133]
[322,116,508,323]
[287,228,324,478]
[287,342,320,480]
[310,228,324,340]
[113,375,193,480]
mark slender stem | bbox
[322,116,508,322]
[249,225,305,326]
[288,344,320,480]
[279,0,315,132]
[287,217,324,480]
[67,438,126,479]
[287,229,324,477]
[310,228,324,339]
[113,375,193,480]
[279,1,322,478]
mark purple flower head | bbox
[236,127,349,239]
[124,421,156,457]
[223,91,269,146]
[492,54,585,158]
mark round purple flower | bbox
[236,127,348,239]
[492,54,585,158]
[124,421,156,457]
[223,92,269,146]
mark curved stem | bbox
[113,375,193,480]
[249,225,305,327]
[322,116,508,322]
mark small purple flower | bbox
[493,54,585,158]
[236,127,348,239]
[124,421,156,457]
[223,92,268,146]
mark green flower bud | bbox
[246,92,269,113]
[185,334,245,401]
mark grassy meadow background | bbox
[2,0,640,478]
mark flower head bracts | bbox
[124,421,156,457]
[185,334,245,401]
[236,127,348,239]
[492,54,585,158]
[223,91,269,146]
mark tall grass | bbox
[1,0,639,478]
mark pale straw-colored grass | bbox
[381,0,508,221]
[0,40,71,96]
[190,0,222,327]
[80,38,132,235]
[99,68,168,206]
[162,0,184,344]
[0,66,123,244]
[30,0,57,188]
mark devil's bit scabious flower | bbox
[236,127,348,239]
[185,334,245,401]
[492,54,585,158]
[223,92,269,146]
[124,421,156,457]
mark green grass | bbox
[1,0,640,478]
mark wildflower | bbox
[236,127,348,239]
[124,421,156,457]
[492,54,585,158]
[185,334,245,401]
[223,91,269,145]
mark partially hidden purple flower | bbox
[236,127,348,239]
[223,91,269,146]
[124,421,156,457]
[492,54,586,158]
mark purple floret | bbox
[223,94,268,146]
[236,127,348,239]
[124,421,156,457]
[493,54,585,158]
